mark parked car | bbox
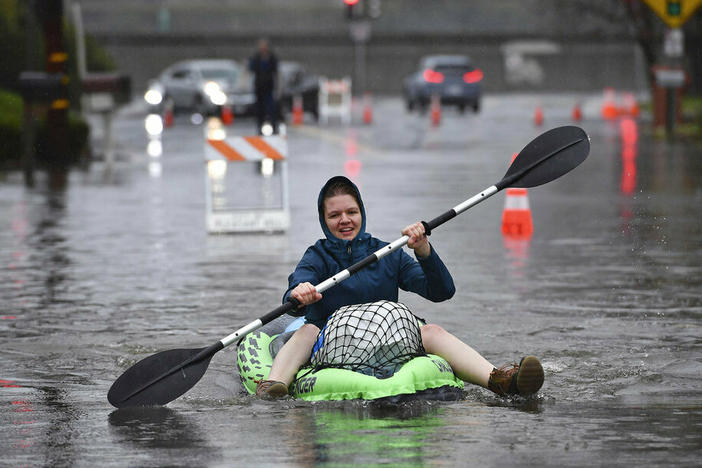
[144,59,255,116]
[277,61,319,121]
[403,55,483,113]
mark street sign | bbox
[664,28,684,57]
[654,68,686,88]
[642,0,702,28]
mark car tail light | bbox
[463,69,484,84]
[423,69,444,84]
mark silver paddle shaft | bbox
[219,184,499,348]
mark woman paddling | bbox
[256,175,544,398]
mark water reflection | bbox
[4,385,82,467]
[148,160,162,178]
[344,130,363,185]
[108,407,219,462]
[3,382,35,467]
[285,402,445,466]
[618,117,638,236]
[502,237,530,276]
[26,171,71,308]
[640,130,701,196]
[39,386,80,467]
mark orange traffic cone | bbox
[502,154,533,238]
[533,105,544,126]
[163,101,174,128]
[621,92,640,118]
[502,187,533,238]
[430,94,441,127]
[572,102,582,122]
[292,94,303,126]
[362,92,373,125]
[221,106,234,126]
[601,87,618,120]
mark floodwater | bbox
[2,95,701,467]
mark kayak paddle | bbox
[108,125,590,408]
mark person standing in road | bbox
[248,38,279,134]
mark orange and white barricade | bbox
[204,122,289,233]
[318,77,352,125]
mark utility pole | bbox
[344,0,380,97]
[39,0,70,164]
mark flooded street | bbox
[2,94,701,466]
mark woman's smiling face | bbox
[324,194,362,240]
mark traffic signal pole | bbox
[345,0,372,97]
[42,0,70,165]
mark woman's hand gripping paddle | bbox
[107,125,590,408]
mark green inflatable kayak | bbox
[237,304,464,401]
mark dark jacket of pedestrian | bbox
[249,50,278,93]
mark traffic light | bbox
[344,0,359,19]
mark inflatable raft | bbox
[237,302,465,401]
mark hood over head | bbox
[317,176,368,245]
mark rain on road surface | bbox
[1,94,701,467]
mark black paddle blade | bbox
[500,126,590,189]
[108,346,217,408]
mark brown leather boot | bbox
[488,356,544,396]
[255,380,289,398]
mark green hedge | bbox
[0,89,23,167]
[0,88,89,169]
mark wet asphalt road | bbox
[1,94,701,467]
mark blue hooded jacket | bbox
[283,176,455,329]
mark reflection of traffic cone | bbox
[430,94,440,127]
[620,145,637,195]
[620,117,638,195]
[601,87,618,120]
[221,106,234,126]
[502,154,533,238]
[163,101,174,128]
[292,94,303,126]
[572,102,582,122]
[620,116,638,145]
[503,236,530,273]
[344,158,362,179]
[345,131,358,157]
[362,92,373,125]
[533,105,544,126]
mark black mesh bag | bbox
[309,301,425,379]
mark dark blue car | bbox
[403,55,483,114]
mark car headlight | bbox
[203,81,221,96]
[209,90,227,106]
[203,81,227,106]
[144,88,163,106]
